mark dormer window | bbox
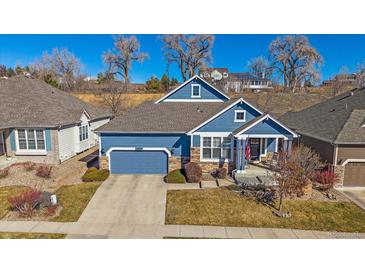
[191,84,201,98]
[235,110,246,122]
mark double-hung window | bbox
[17,129,45,151]
[191,84,201,98]
[235,110,246,122]
[202,136,231,161]
[79,125,89,142]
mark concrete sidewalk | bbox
[0,221,363,239]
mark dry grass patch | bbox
[0,232,65,239]
[166,189,365,233]
[73,92,164,109]
[51,182,101,222]
[0,186,30,219]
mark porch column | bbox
[287,140,292,155]
[236,138,246,173]
[241,138,246,171]
[283,140,288,152]
[236,138,241,171]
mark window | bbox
[191,84,201,98]
[202,136,231,161]
[17,129,45,151]
[235,110,246,122]
[79,125,89,141]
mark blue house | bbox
[97,75,297,174]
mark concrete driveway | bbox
[77,174,167,226]
[339,189,365,211]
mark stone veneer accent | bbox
[332,164,345,187]
[190,147,236,173]
[99,156,109,170]
[169,156,190,172]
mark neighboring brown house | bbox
[280,88,365,187]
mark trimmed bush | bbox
[8,189,42,217]
[166,169,186,184]
[82,167,110,182]
[0,168,9,179]
[314,170,338,191]
[36,164,52,178]
[214,167,227,179]
[184,162,202,183]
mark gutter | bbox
[94,130,187,134]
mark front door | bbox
[0,131,5,156]
[249,138,260,160]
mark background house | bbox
[0,76,111,166]
[200,67,272,92]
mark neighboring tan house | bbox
[200,68,272,92]
[225,73,272,92]
[97,75,297,175]
[280,88,365,187]
[0,75,111,165]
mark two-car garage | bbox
[108,149,169,174]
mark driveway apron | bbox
[77,175,167,225]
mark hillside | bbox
[73,90,335,118]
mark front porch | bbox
[234,136,293,174]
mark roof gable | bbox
[234,114,298,138]
[187,98,263,134]
[155,75,230,103]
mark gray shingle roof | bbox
[280,89,365,144]
[97,100,234,133]
[0,76,110,129]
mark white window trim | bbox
[15,129,47,154]
[191,84,201,98]
[200,136,233,162]
[79,124,89,142]
[234,110,246,122]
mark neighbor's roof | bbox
[0,75,110,129]
[201,68,229,73]
[97,100,234,133]
[280,88,365,144]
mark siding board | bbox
[163,78,228,101]
[299,134,334,164]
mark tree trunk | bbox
[278,192,284,211]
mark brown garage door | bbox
[344,162,365,187]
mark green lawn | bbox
[0,186,30,219]
[166,189,365,233]
[51,182,101,222]
[0,232,65,239]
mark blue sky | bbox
[0,34,365,83]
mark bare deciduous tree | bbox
[330,66,350,96]
[247,56,272,79]
[99,80,124,116]
[273,144,323,212]
[162,34,214,81]
[269,35,323,93]
[356,60,365,89]
[32,48,83,91]
[103,35,148,88]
